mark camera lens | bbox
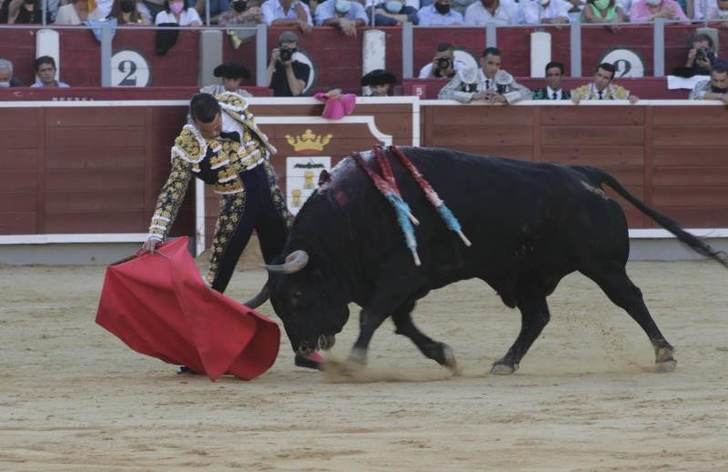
[280,49,293,62]
[437,58,450,69]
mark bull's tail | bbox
[575,165,728,268]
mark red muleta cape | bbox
[95,237,280,381]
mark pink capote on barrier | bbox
[314,91,356,119]
[95,237,280,381]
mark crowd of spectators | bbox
[2,0,728,27]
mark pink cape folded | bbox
[95,237,280,381]
[315,92,357,119]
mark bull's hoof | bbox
[655,359,677,373]
[441,344,461,376]
[490,362,518,375]
[654,346,675,364]
[347,347,368,366]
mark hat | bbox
[278,30,299,44]
[360,69,397,87]
[213,62,250,80]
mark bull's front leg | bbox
[348,307,389,366]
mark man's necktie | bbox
[598,90,603,99]
[486,79,491,89]
[552,92,558,100]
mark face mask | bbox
[169,1,184,13]
[335,0,351,13]
[120,0,135,13]
[384,0,402,13]
[593,0,609,9]
[645,0,660,5]
[0,81,9,88]
[434,2,450,13]
[232,0,246,12]
[539,0,549,5]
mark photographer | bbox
[267,30,311,97]
[685,32,717,76]
[418,43,465,79]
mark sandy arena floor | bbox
[1,258,727,471]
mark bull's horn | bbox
[265,250,309,274]
[243,283,270,309]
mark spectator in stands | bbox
[6,0,45,24]
[31,56,70,88]
[571,62,639,103]
[366,0,419,25]
[689,61,728,102]
[218,0,262,48]
[267,30,310,96]
[629,0,688,22]
[110,0,153,24]
[0,58,22,87]
[261,0,313,33]
[155,0,202,24]
[315,0,368,37]
[532,61,570,99]
[438,47,530,104]
[523,0,572,23]
[692,0,728,23]
[418,0,464,25]
[201,62,252,96]
[582,0,626,22]
[194,0,229,22]
[361,69,396,96]
[55,0,90,24]
[464,0,522,25]
[418,42,466,79]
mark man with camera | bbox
[685,32,717,76]
[689,61,728,104]
[418,43,466,79]
[267,30,311,97]
[437,47,530,104]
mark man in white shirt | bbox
[261,0,313,32]
[31,56,70,88]
[418,43,467,79]
[438,46,530,104]
[418,0,465,25]
[464,0,522,25]
[522,0,571,23]
[315,0,368,37]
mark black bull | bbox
[247,147,728,374]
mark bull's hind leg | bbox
[391,300,460,374]
[491,295,551,375]
[583,265,676,372]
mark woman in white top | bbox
[154,0,202,25]
[54,0,90,24]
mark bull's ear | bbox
[318,170,331,186]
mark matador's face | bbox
[194,113,222,139]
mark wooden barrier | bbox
[1,98,726,250]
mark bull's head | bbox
[245,249,350,356]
